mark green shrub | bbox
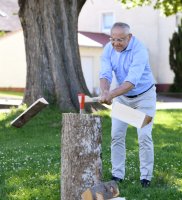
[169,19,182,92]
[0,31,5,37]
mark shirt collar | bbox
[124,36,134,51]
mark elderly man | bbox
[99,22,156,187]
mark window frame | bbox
[101,11,114,33]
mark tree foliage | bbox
[118,0,182,16]
[169,19,182,92]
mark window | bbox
[101,12,114,33]
[176,13,182,27]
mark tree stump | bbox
[61,113,102,200]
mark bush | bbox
[0,31,5,37]
[169,19,182,92]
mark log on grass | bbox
[81,180,120,200]
[61,113,102,200]
[11,97,48,128]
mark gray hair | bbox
[111,22,131,34]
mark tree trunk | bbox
[61,113,102,200]
[18,0,88,112]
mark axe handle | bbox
[85,96,100,103]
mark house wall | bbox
[78,0,176,90]
[80,46,103,94]
[0,31,26,89]
[0,31,103,95]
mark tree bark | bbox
[61,113,102,200]
[18,0,88,112]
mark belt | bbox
[125,84,154,98]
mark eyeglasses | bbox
[109,35,129,43]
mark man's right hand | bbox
[100,90,113,105]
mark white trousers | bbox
[111,86,156,181]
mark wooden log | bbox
[61,113,102,200]
[81,180,120,200]
[10,97,48,128]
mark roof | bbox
[78,33,103,47]
[79,31,110,46]
[78,32,110,47]
[0,30,110,48]
[0,0,21,32]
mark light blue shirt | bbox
[99,36,155,96]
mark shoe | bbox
[141,179,150,187]
[112,176,123,183]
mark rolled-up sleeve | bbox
[124,48,148,86]
[99,44,113,84]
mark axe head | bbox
[78,94,100,113]
[111,102,151,128]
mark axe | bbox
[78,94,151,128]
[78,93,100,113]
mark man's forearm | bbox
[110,81,134,98]
[99,79,134,105]
[100,78,110,94]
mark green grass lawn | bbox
[0,106,182,199]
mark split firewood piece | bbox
[96,193,104,200]
[11,97,48,128]
[81,180,120,200]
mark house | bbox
[0,0,110,94]
[0,0,110,95]
[0,0,179,94]
[79,31,110,94]
[0,31,26,92]
[0,30,109,94]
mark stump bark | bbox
[61,113,102,200]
